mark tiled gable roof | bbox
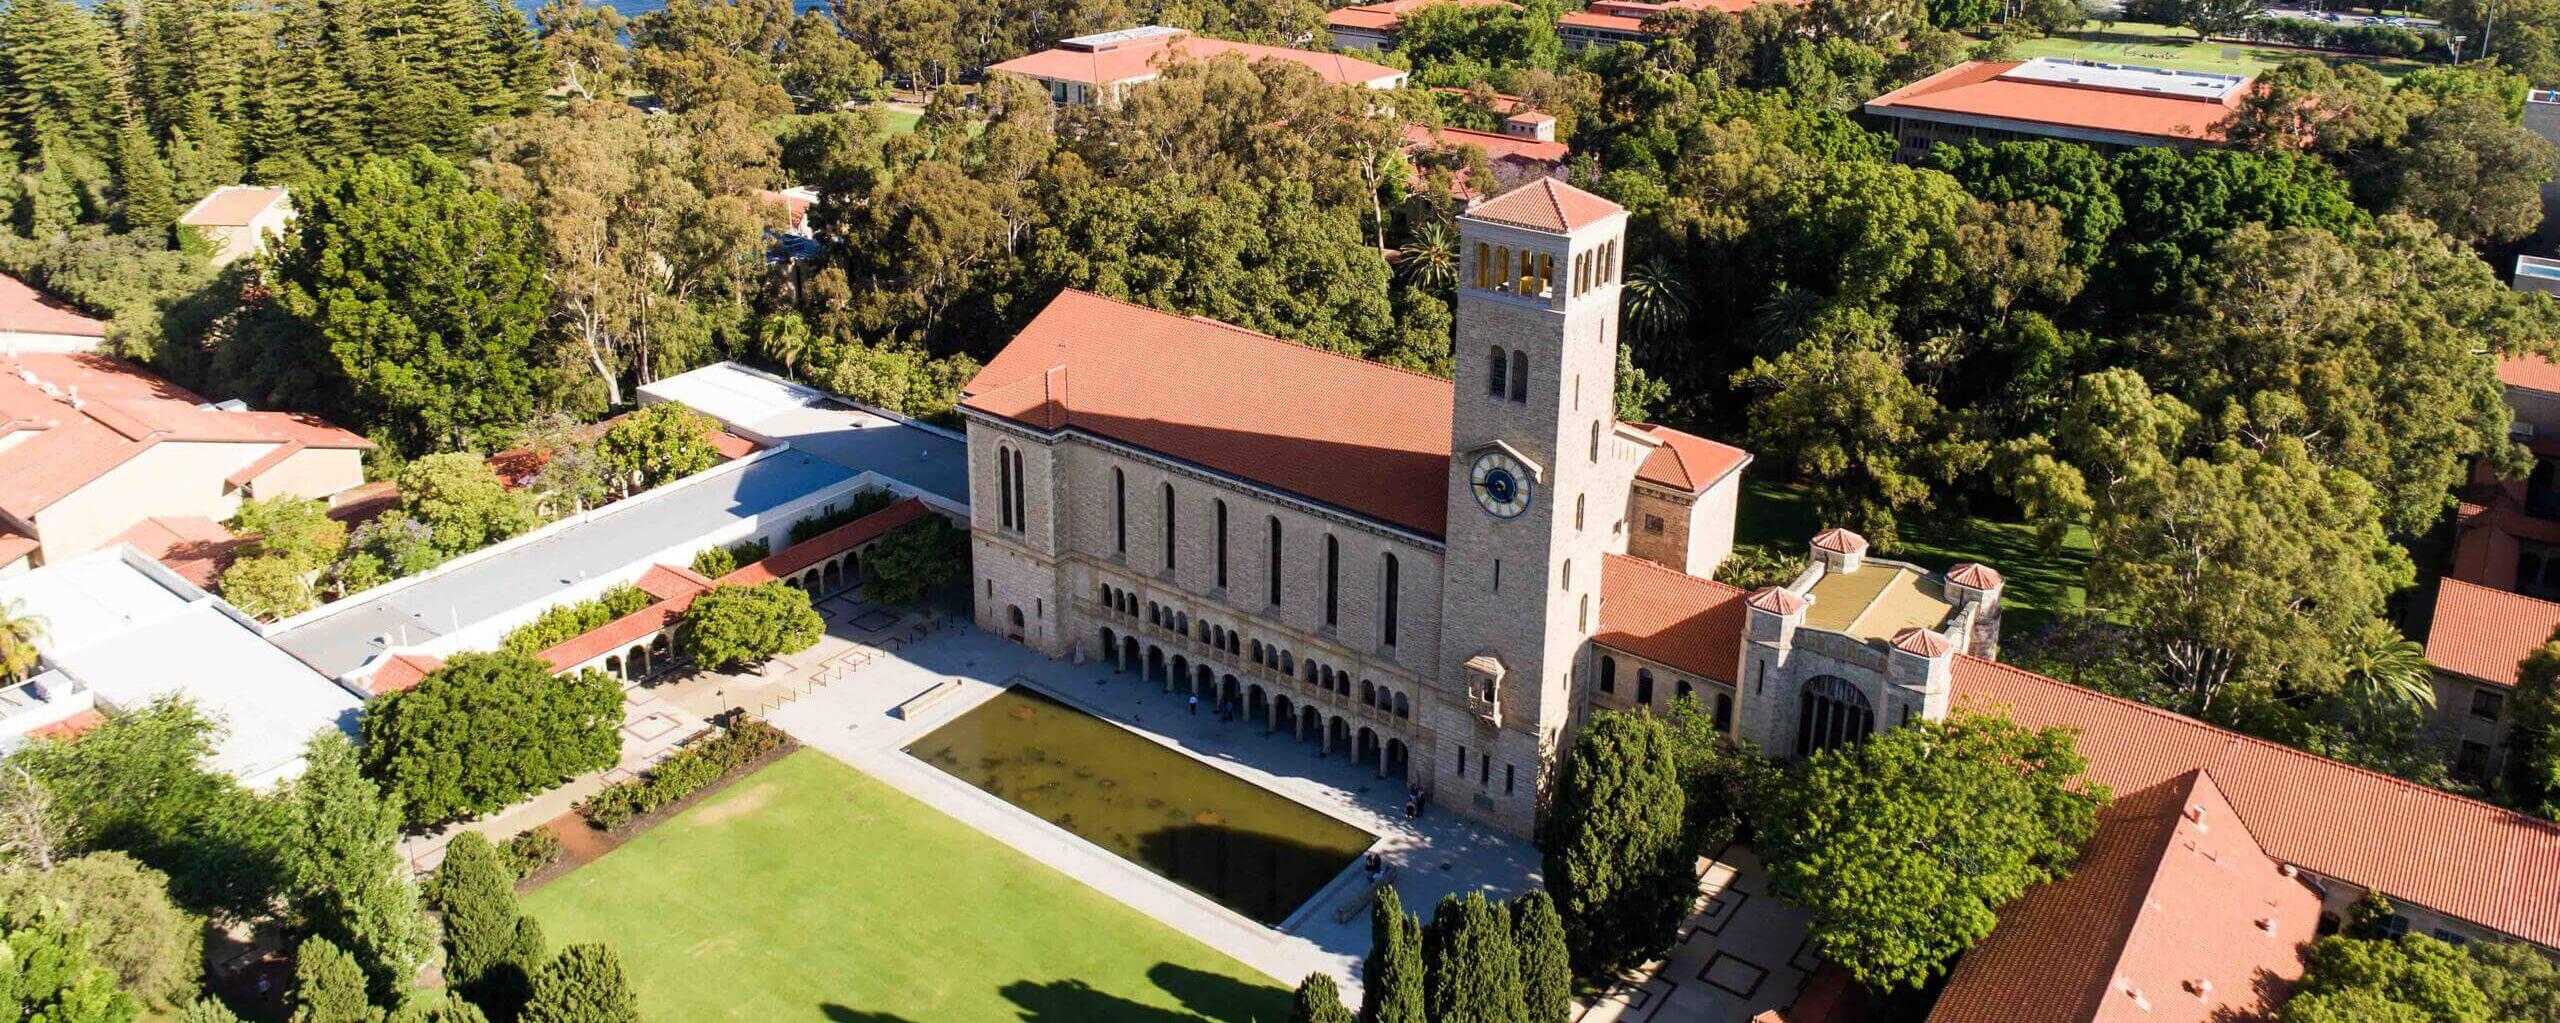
[2425,578,2560,687]
[989,31,1402,88]
[0,273,106,338]
[1632,422,1749,493]
[1460,176,1622,233]
[1595,553,1745,682]
[1863,60,2243,143]
[1951,655,2560,949]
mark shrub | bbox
[500,585,655,656]
[679,582,823,670]
[503,828,564,880]
[864,515,966,607]
[359,655,625,826]
[689,538,770,578]
[787,488,899,543]
[575,719,788,830]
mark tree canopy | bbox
[1541,710,1691,978]
[358,653,623,826]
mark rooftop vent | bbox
[2185,978,2213,998]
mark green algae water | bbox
[905,686,1375,926]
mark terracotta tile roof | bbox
[1596,553,1745,682]
[2425,578,2560,688]
[1928,769,2318,1023]
[0,274,106,339]
[537,596,697,673]
[0,352,370,519]
[1947,562,2003,590]
[26,708,104,740]
[1560,0,1798,34]
[1460,176,1623,234]
[364,653,447,696]
[0,526,34,568]
[1632,423,1749,493]
[178,186,288,227]
[1811,527,1867,554]
[1745,586,1805,615]
[636,563,717,601]
[1951,655,2560,949]
[328,481,400,527]
[2499,354,2560,395]
[1401,123,1572,199]
[1327,0,1518,32]
[1863,60,2244,144]
[990,30,1404,88]
[964,290,1458,535]
[721,498,930,586]
[1889,627,1954,657]
[487,411,758,489]
[1429,87,1531,114]
[107,516,247,589]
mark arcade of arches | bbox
[1095,602,1414,781]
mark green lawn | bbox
[1733,481,2092,637]
[2001,20,2435,79]
[522,750,1294,1023]
[880,108,922,134]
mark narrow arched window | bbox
[1509,350,1528,402]
[1113,467,1127,554]
[1267,516,1284,606]
[1009,448,1026,532]
[1589,421,1600,462]
[1576,494,1586,531]
[1381,552,1400,648]
[1488,345,1507,397]
[1474,242,1492,290]
[1214,499,1229,589]
[1323,534,1340,627]
[1161,483,1176,572]
[1600,655,1617,694]
[997,445,1016,530]
[1636,668,1655,707]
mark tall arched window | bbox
[1509,350,1528,402]
[998,445,1015,530]
[1474,242,1492,289]
[1267,516,1284,606]
[1576,494,1586,531]
[1161,483,1177,571]
[1636,668,1655,707]
[1381,553,1400,648]
[1113,467,1127,554]
[1009,448,1026,531]
[1714,691,1734,731]
[1796,676,1876,757]
[1214,499,1229,589]
[1323,534,1341,627]
[1599,655,1617,694]
[1589,421,1600,462]
[1488,346,1507,397]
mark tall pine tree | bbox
[1361,885,1425,1023]
[1426,892,1524,1023]
[427,830,545,1017]
[1511,891,1574,1023]
[1543,710,1694,978]
[282,732,433,1005]
[290,936,381,1023]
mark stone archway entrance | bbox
[1796,675,1875,757]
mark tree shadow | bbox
[820,1005,925,1023]
[1147,962,1296,1023]
[999,978,1206,1023]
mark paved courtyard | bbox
[1579,846,1823,1022]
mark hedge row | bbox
[575,718,789,830]
[2243,16,2440,58]
[787,488,900,544]
[501,584,656,655]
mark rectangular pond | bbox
[905,686,1375,926]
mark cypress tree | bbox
[1361,885,1425,1023]
[290,936,381,1023]
[1542,710,1693,978]
[116,118,178,237]
[179,997,247,1023]
[521,944,639,1023]
[428,832,520,993]
[1287,973,1354,1023]
[1427,892,1524,1023]
[1511,890,1574,1023]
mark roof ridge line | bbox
[1957,654,2560,833]
[1055,288,1458,386]
[1601,550,1744,598]
[2440,575,2560,612]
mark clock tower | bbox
[1428,178,1640,836]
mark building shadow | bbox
[999,978,1207,1023]
[1146,962,1296,1022]
[819,1004,924,1023]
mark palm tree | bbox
[2337,617,2435,725]
[1622,254,1695,340]
[1396,220,1459,293]
[758,312,812,381]
[0,600,47,684]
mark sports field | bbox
[522,750,1295,1022]
[2001,20,2433,78]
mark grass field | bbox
[1733,481,2092,638]
[522,750,1295,1023]
[2002,20,2434,79]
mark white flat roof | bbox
[638,362,970,504]
[1998,57,2248,103]
[0,548,356,787]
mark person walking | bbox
[1188,693,1199,715]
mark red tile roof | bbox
[1811,527,1867,554]
[1889,627,1954,657]
[1328,0,1518,31]
[2425,578,2560,688]
[0,352,369,519]
[1461,176,1623,234]
[178,186,288,227]
[537,595,699,673]
[364,653,447,696]
[1745,586,1805,615]
[636,563,717,601]
[1633,423,1749,493]
[721,498,930,587]
[1596,553,1746,682]
[1928,770,2318,1023]
[1951,655,2560,949]
[2499,354,2560,395]
[26,709,104,740]
[107,516,248,589]
[989,30,1404,89]
[0,274,106,339]
[964,290,1459,535]
[1429,87,1531,115]
[1864,60,2243,144]
[1401,122,1572,199]
[1947,562,2003,590]
[1559,0,1799,34]
[0,526,34,569]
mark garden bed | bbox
[515,719,800,891]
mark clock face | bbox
[1471,451,1532,519]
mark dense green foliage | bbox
[574,718,788,831]
[282,734,433,1001]
[1424,892,1522,1023]
[520,944,637,1023]
[1510,890,1573,1023]
[594,402,721,497]
[0,913,140,1023]
[679,582,823,670]
[0,853,203,1012]
[358,653,623,826]
[428,833,546,1020]
[862,515,966,608]
[1757,713,2106,991]
[2282,933,2560,1023]
[1541,711,1691,979]
[1361,886,1426,1023]
[289,936,378,1023]
[500,586,656,657]
[1287,973,1354,1023]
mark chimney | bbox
[2258,915,2280,934]
[2185,978,2213,998]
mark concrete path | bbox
[762,621,1546,1000]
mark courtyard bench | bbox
[1331,866,1400,924]
[894,679,967,720]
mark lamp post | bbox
[2453,32,2470,61]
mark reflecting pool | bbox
[905,686,1375,926]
